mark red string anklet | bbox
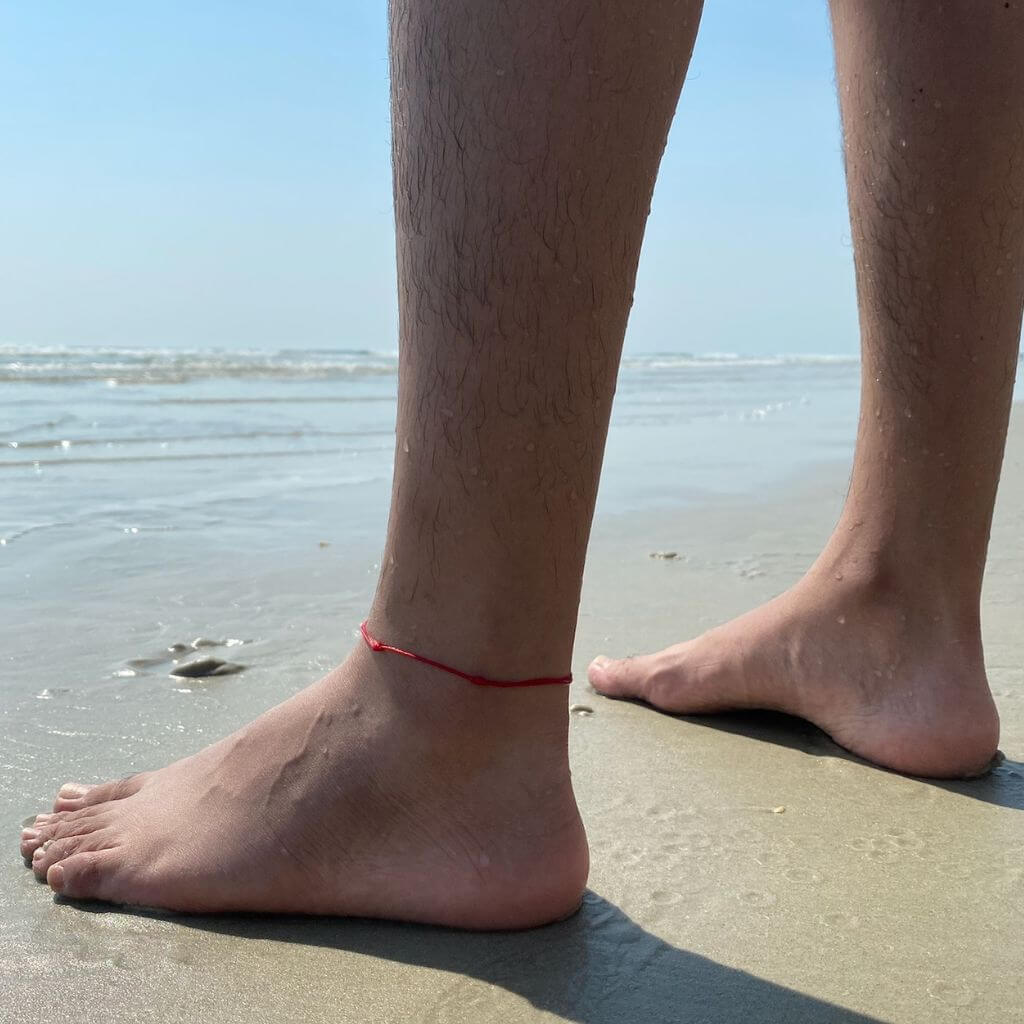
[360,621,572,689]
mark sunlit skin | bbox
[19,0,699,924]
[592,0,1024,780]
[20,0,1024,923]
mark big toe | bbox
[590,642,737,713]
[588,653,661,701]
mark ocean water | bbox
[1,346,864,562]
[8,344,1024,589]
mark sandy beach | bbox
[3,396,1023,1023]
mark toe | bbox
[22,814,69,858]
[20,828,42,859]
[56,781,94,801]
[48,851,117,901]
[53,773,145,812]
[32,835,85,879]
[588,653,661,701]
[590,642,736,713]
[23,808,104,857]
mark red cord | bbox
[360,621,572,688]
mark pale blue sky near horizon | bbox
[0,2,859,357]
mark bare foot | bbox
[20,644,588,929]
[588,568,999,779]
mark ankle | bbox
[810,538,983,637]
[364,597,577,684]
[346,641,573,756]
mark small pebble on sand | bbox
[570,704,594,716]
[170,657,246,679]
[649,551,679,560]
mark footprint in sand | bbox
[927,980,975,1007]
[751,847,789,867]
[644,804,679,822]
[738,890,778,908]
[649,889,685,907]
[783,866,823,885]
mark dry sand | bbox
[3,416,1023,1024]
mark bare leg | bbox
[590,0,1024,779]
[19,0,701,926]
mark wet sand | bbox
[2,415,1023,1023]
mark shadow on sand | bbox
[642,704,1024,812]
[70,891,887,1024]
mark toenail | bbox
[60,783,88,797]
[48,864,65,892]
[22,829,39,840]
[591,656,610,670]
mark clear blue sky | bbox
[0,2,858,356]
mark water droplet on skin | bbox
[402,440,410,453]
[834,573,843,581]
[904,408,913,418]
[525,442,536,452]
[926,203,935,214]
[836,615,846,625]
[900,138,907,147]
